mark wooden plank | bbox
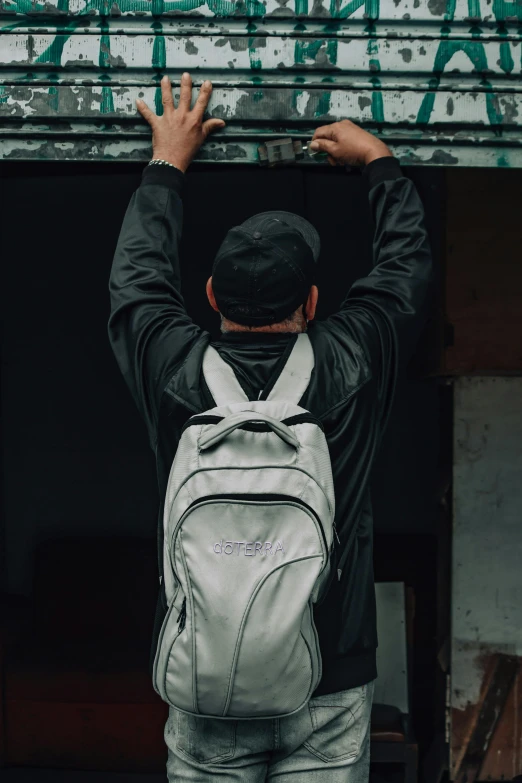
[452,650,522,780]
[455,655,519,783]
[445,169,522,374]
[479,666,522,780]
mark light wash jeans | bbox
[165,681,374,782]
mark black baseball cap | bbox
[211,211,320,327]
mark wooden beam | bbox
[455,654,519,783]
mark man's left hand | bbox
[137,73,225,173]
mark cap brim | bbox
[240,210,320,262]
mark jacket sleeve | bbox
[108,164,202,449]
[324,156,434,428]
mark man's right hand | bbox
[136,73,225,173]
[310,120,392,167]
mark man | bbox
[108,73,433,782]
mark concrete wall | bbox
[452,377,522,780]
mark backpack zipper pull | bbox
[177,597,187,632]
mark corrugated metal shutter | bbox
[1,0,521,165]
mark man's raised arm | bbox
[312,121,434,423]
[108,74,225,447]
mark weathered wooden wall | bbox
[1,0,522,164]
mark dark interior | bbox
[0,162,447,771]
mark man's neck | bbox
[220,316,307,335]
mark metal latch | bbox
[258,137,327,167]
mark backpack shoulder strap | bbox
[266,333,314,404]
[202,345,249,407]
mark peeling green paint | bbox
[370,80,384,122]
[154,84,163,115]
[294,38,338,67]
[499,38,514,74]
[248,38,262,70]
[326,40,338,66]
[330,0,378,21]
[493,0,522,22]
[295,38,324,64]
[48,83,59,112]
[35,32,70,66]
[100,83,114,112]
[416,78,437,124]
[314,90,331,116]
[415,38,505,125]
[99,31,111,69]
[484,81,504,126]
[467,0,480,18]
[152,35,166,69]
[442,0,456,22]
[433,39,489,73]
[3,0,522,19]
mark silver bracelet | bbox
[148,158,178,169]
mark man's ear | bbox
[305,285,319,322]
[206,277,220,313]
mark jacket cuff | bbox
[362,156,402,190]
[140,163,185,194]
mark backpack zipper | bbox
[177,597,187,632]
[173,493,330,560]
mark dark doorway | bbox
[0,161,446,770]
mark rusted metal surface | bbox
[1,2,522,163]
[452,378,522,780]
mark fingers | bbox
[202,117,226,138]
[313,124,336,140]
[178,72,192,112]
[309,138,337,155]
[193,80,213,120]
[136,98,157,127]
[160,74,175,112]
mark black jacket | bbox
[108,156,433,695]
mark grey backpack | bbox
[153,334,335,719]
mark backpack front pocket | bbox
[162,497,326,718]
